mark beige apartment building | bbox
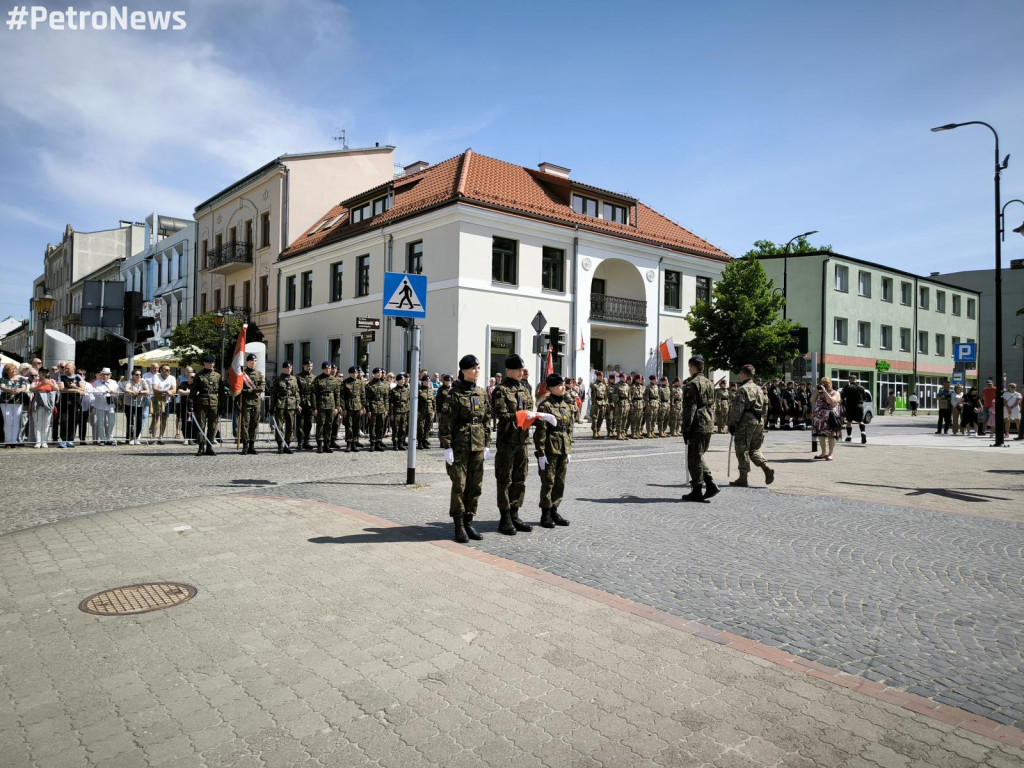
[193,146,396,372]
[276,150,730,381]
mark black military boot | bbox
[249,441,257,455]
[277,442,284,454]
[283,444,293,455]
[681,485,707,503]
[302,440,313,451]
[196,444,205,457]
[539,508,555,528]
[464,517,484,540]
[510,508,532,532]
[763,466,774,485]
[316,441,323,453]
[323,443,334,454]
[550,508,570,526]
[498,510,517,536]
[205,444,216,456]
[703,477,720,500]
[453,516,469,544]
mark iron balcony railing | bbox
[590,294,648,325]
[207,241,253,270]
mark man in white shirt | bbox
[141,362,159,437]
[149,365,177,444]
[89,368,120,445]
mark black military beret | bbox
[688,355,704,365]
[348,366,357,373]
[505,353,524,370]
[442,374,453,382]
[282,361,293,368]
[458,354,480,370]
[546,373,564,388]
[245,353,257,361]
[202,354,215,363]
[372,367,383,374]
[321,361,331,369]
[396,372,406,381]
[302,359,312,365]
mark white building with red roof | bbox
[277,150,730,380]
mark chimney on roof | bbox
[404,161,429,174]
[538,162,571,179]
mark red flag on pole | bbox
[579,331,585,351]
[227,323,248,396]
[537,345,555,400]
[659,338,677,362]
[546,347,554,377]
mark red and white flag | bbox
[227,323,249,396]
[659,338,677,362]
[515,410,557,429]
[579,331,585,351]
[536,346,556,400]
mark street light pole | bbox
[781,230,817,320]
[931,121,1008,446]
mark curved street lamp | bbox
[782,230,818,320]
[931,121,1008,446]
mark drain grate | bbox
[79,583,197,616]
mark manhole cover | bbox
[79,583,197,616]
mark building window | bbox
[243,280,251,310]
[201,240,208,270]
[880,325,893,350]
[300,341,311,365]
[936,334,945,357]
[833,317,848,345]
[900,328,911,352]
[259,276,269,312]
[918,331,928,354]
[857,271,871,297]
[357,255,370,297]
[967,298,976,319]
[490,329,517,378]
[228,284,235,308]
[542,247,565,292]
[406,241,423,274]
[881,277,893,302]
[350,202,371,224]
[301,270,313,308]
[284,343,294,365]
[664,270,681,310]
[245,219,253,245]
[696,276,711,305]
[900,281,912,306]
[372,195,391,217]
[260,212,271,248]
[834,265,848,292]
[213,289,221,310]
[952,295,962,315]
[328,338,342,369]
[857,321,870,347]
[491,236,518,285]
[200,293,207,314]
[572,194,598,217]
[952,335,960,349]
[157,259,163,286]
[602,202,628,224]
[936,291,945,313]
[330,262,343,302]
[919,286,929,309]
[284,276,296,311]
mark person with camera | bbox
[811,376,842,460]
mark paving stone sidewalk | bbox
[1,494,1022,767]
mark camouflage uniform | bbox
[614,378,631,440]
[492,376,534,530]
[389,381,411,449]
[629,378,644,438]
[237,365,265,452]
[534,391,574,526]
[312,371,337,451]
[682,371,716,497]
[191,367,221,454]
[365,377,390,450]
[729,377,773,486]
[271,370,299,451]
[295,367,314,449]
[658,380,671,436]
[330,372,344,448]
[642,379,658,437]
[417,382,435,447]
[589,377,608,437]
[341,374,364,449]
[669,381,683,435]
[714,383,731,434]
[440,379,491,521]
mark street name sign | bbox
[356,317,380,330]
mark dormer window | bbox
[572,194,598,217]
[603,202,628,225]
[572,193,629,225]
[351,194,392,225]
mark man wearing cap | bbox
[341,365,365,452]
[312,362,337,452]
[729,364,774,487]
[296,359,315,450]
[534,373,574,528]
[236,353,265,454]
[89,367,120,446]
[440,355,491,544]
[589,370,608,438]
[271,361,299,454]
[191,355,221,455]
[365,368,390,451]
[389,373,411,450]
[841,373,869,443]
[491,353,535,535]
[681,355,719,502]
[417,375,435,449]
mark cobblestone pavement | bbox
[1,495,1022,767]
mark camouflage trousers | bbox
[494,441,529,511]
[315,409,334,445]
[659,406,670,435]
[590,403,607,435]
[447,450,484,519]
[239,398,261,442]
[642,405,655,436]
[344,410,362,443]
[418,411,433,443]
[538,453,569,509]
[193,405,218,446]
[685,432,712,487]
[368,412,386,443]
[392,413,409,444]
[273,406,295,446]
[733,419,768,475]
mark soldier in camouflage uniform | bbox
[658,376,672,436]
[714,378,731,434]
[491,354,535,536]
[341,366,365,452]
[669,377,684,435]
[441,354,491,544]
[681,355,719,502]
[729,364,775,487]
[365,367,390,452]
[417,375,435,449]
[295,359,314,450]
[589,370,608,438]
[642,374,658,438]
[236,353,265,455]
[191,354,220,456]
[613,373,631,440]
[312,362,337,453]
[328,365,344,449]
[271,360,299,454]
[534,373,574,528]
[629,374,644,438]
[389,373,411,450]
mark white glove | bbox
[538,456,548,471]
[483,447,491,461]
[567,454,572,464]
[444,448,454,465]
[538,413,558,426]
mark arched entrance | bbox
[587,259,649,374]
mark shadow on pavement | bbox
[222,479,278,486]
[838,481,1011,503]
[987,469,1024,474]
[309,522,450,544]
[580,495,682,504]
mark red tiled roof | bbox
[280,150,730,262]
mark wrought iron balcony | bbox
[62,313,81,326]
[207,241,253,274]
[590,294,648,326]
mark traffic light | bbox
[135,315,157,345]
[548,326,566,359]
[122,291,142,341]
[790,327,809,354]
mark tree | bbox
[169,313,264,369]
[685,239,830,374]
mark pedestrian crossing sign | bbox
[382,272,427,318]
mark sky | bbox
[2,0,1024,322]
